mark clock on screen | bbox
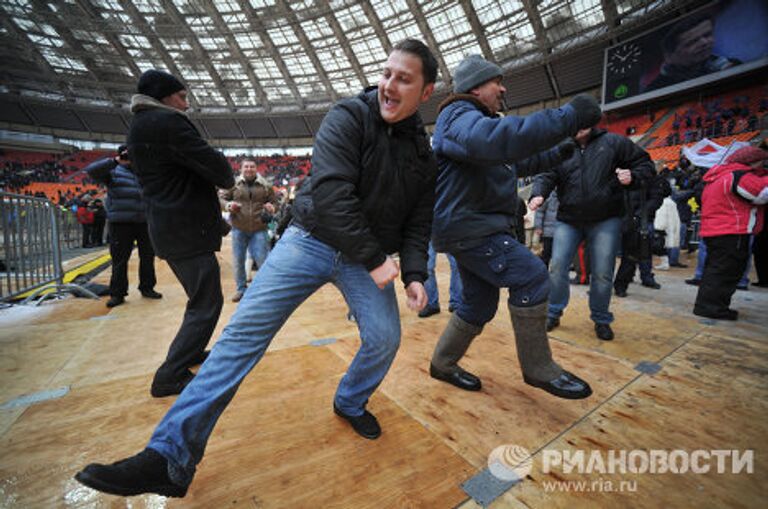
[607,42,642,76]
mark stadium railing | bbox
[1,192,98,305]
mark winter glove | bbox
[568,94,602,130]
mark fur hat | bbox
[137,70,185,101]
[727,146,768,165]
[453,55,502,94]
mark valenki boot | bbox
[509,301,592,399]
[429,313,483,391]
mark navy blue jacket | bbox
[86,158,146,223]
[293,88,436,285]
[431,95,579,253]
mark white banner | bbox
[682,138,752,168]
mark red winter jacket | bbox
[700,162,768,237]
[76,205,95,225]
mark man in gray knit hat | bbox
[428,54,601,398]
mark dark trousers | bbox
[108,222,156,297]
[754,224,768,284]
[92,218,106,246]
[157,253,223,380]
[452,233,550,326]
[81,224,93,247]
[614,231,654,291]
[539,236,553,268]
[694,235,751,315]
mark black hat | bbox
[137,69,185,101]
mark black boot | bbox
[430,313,483,391]
[75,448,188,497]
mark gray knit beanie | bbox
[453,55,503,94]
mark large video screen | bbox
[602,0,768,110]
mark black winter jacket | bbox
[127,95,235,260]
[292,88,437,285]
[531,129,655,224]
[85,158,146,223]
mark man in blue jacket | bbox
[75,39,438,498]
[86,145,162,308]
[428,54,598,399]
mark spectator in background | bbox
[419,242,463,318]
[85,145,162,308]
[125,69,235,398]
[694,146,768,320]
[531,126,655,341]
[76,195,95,248]
[89,198,107,247]
[534,190,559,268]
[646,15,741,92]
[219,159,276,302]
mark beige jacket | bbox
[219,174,275,233]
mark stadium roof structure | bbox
[0,0,703,146]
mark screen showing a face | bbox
[602,0,768,110]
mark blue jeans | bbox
[694,237,752,286]
[425,242,463,310]
[232,228,270,292]
[450,233,549,326]
[548,217,622,324]
[148,226,401,484]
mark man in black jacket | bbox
[530,127,654,340]
[613,172,671,297]
[85,145,162,308]
[127,70,235,397]
[76,39,437,498]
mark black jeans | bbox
[694,234,751,315]
[108,222,156,297]
[157,253,223,380]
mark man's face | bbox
[378,50,434,124]
[161,90,189,111]
[241,161,258,181]
[471,76,506,115]
[666,20,715,67]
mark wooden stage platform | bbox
[1,238,766,508]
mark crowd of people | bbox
[0,37,764,502]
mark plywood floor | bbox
[0,238,766,508]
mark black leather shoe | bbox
[595,323,614,341]
[685,278,701,286]
[333,403,381,439]
[670,262,688,268]
[151,370,194,398]
[141,290,163,299]
[429,364,481,391]
[75,448,187,497]
[693,308,738,320]
[523,371,592,399]
[418,305,440,318]
[641,281,661,289]
[546,317,560,332]
[615,288,628,298]
[106,296,125,308]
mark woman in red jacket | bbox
[76,196,95,248]
[694,146,768,320]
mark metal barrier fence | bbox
[1,192,96,304]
